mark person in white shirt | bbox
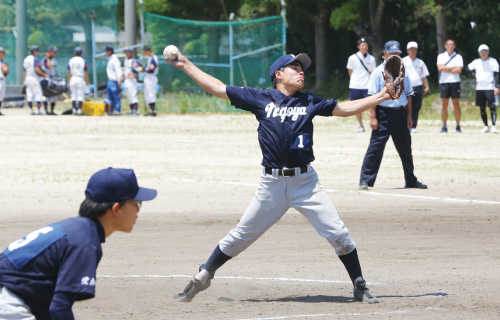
[123,48,141,115]
[67,47,90,115]
[346,38,376,132]
[403,42,430,133]
[0,47,8,116]
[105,46,123,115]
[436,39,463,133]
[142,45,159,116]
[468,44,499,134]
[23,45,49,115]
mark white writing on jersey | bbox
[265,102,307,122]
[68,56,86,78]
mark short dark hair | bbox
[79,198,125,219]
[142,45,151,52]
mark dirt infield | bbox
[1,108,499,320]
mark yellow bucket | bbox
[82,101,106,116]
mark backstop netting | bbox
[144,13,286,91]
[0,0,118,85]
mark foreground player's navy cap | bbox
[384,40,402,54]
[85,168,157,202]
[30,45,39,52]
[74,47,82,54]
[269,53,311,80]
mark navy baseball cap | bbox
[357,37,368,45]
[47,45,58,52]
[269,53,311,80]
[104,45,114,52]
[125,47,133,53]
[30,45,39,52]
[85,168,157,203]
[384,40,401,54]
[74,47,82,54]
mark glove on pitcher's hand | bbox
[384,55,405,100]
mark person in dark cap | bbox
[41,45,59,115]
[142,45,159,116]
[359,40,427,191]
[165,50,390,304]
[123,47,141,115]
[0,168,157,320]
[105,45,123,115]
[0,47,8,116]
[67,47,90,115]
[347,37,376,132]
[23,45,49,115]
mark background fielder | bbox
[41,45,58,115]
[0,168,157,320]
[67,47,90,116]
[23,45,49,115]
[142,45,158,116]
[123,47,140,115]
[0,47,7,116]
[166,50,392,304]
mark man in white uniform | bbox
[23,45,49,115]
[123,48,140,115]
[402,42,430,133]
[346,38,376,132]
[142,45,158,116]
[105,45,123,115]
[0,47,8,116]
[437,39,463,133]
[468,44,499,133]
[67,47,90,115]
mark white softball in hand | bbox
[163,45,179,60]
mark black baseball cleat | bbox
[353,279,379,304]
[359,182,369,190]
[173,277,211,302]
[404,181,427,189]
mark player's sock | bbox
[490,106,497,125]
[28,101,33,110]
[50,102,56,113]
[77,101,83,110]
[36,102,41,110]
[149,103,155,113]
[338,248,363,285]
[480,107,488,126]
[201,245,232,279]
[43,101,48,113]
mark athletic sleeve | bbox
[54,244,100,300]
[467,60,476,71]
[49,292,76,320]
[404,74,413,96]
[421,61,430,78]
[457,55,464,67]
[84,60,89,71]
[226,86,265,113]
[367,67,384,96]
[310,93,336,117]
[146,57,157,73]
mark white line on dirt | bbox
[234,310,408,320]
[164,177,500,205]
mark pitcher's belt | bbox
[264,166,308,177]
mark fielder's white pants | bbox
[70,76,85,102]
[24,76,43,102]
[125,78,138,104]
[0,286,36,320]
[143,74,157,104]
[0,78,5,102]
[219,166,356,258]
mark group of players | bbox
[348,38,499,134]
[0,44,159,116]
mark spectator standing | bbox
[105,45,123,115]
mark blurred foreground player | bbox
[166,50,391,304]
[0,168,157,320]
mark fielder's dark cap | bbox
[0,47,5,53]
[142,45,151,51]
[269,53,311,80]
[30,45,39,52]
[74,47,82,54]
[125,47,133,53]
[384,40,402,54]
[85,167,157,203]
[47,45,58,52]
[357,37,368,45]
[105,45,114,52]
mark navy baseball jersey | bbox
[226,86,337,168]
[0,216,105,320]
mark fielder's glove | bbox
[384,55,405,100]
